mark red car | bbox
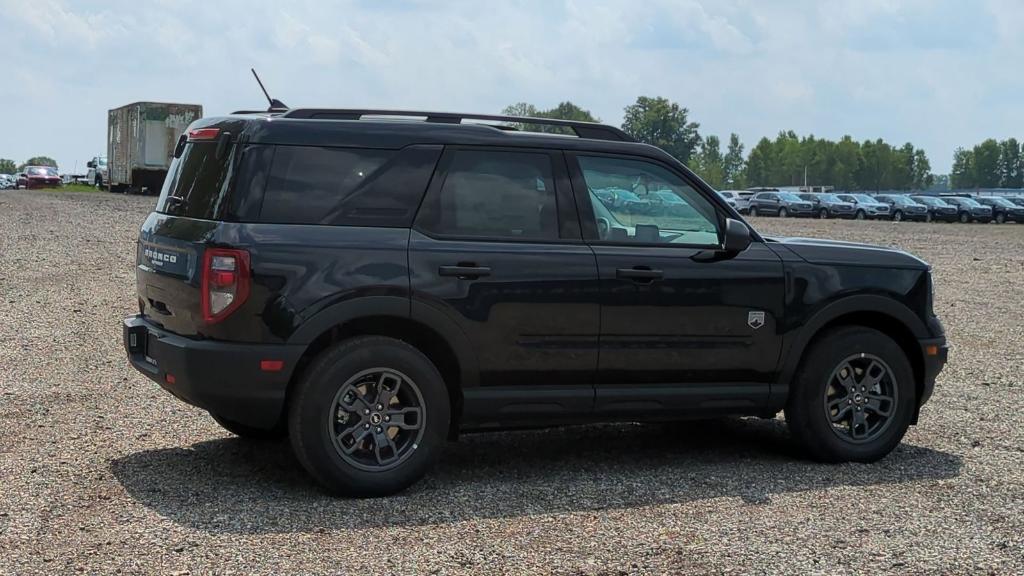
[17,166,62,189]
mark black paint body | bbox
[124,115,948,430]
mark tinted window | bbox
[157,142,237,220]
[578,155,719,246]
[416,150,558,240]
[260,146,404,225]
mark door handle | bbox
[616,267,663,281]
[438,265,491,279]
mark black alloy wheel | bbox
[329,368,426,472]
[823,354,898,444]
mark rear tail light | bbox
[201,248,250,324]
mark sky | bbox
[1,0,1022,174]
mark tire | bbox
[778,207,788,218]
[288,336,450,497]
[785,326,915,463]
[855,210,866,220]
[892,210,903,222]
[925,212,932,223]
[819,208,829,219]
[959,212,969,224]
[94,175,103,189]
[211,413,286,440]
[996,213,1005,224]
[749,206,758,217]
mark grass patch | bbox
[33,183,104,193]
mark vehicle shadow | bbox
[110,418,962,534]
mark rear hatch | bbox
[136,120,246,337]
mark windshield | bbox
[653,190,683,202]
[916,197,947,207]
[853,194,877,203]
[891,196,917,206]
[156,141,237,219]
[28,167,57,176]
[819,194,842,202]
[778,192,803,202]
[954,197,981,207]
[988,197,1014,207]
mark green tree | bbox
[972,139,1001,188]
[722,133,746,188]
[912,149,934,190]
[20,156,58,169]
[0,159,16,174]
[688,135,725,188]
[998,138,1022,188]
[950,147,975,189]
[621,96,701,164]
[831,136,862,191]
[501,101,598,134]
[745,137,774,187]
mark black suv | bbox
[873,194,930,222]
[123,108,948,496]
[973,196,1024,223]
[941,196,993,223]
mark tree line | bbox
[950,139,1022,189]
[0,157,59,174]
[504,97,939,191]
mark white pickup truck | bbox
[86,156,108,188]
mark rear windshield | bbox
[156,142,235,220]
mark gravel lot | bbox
[1,190,1022,575]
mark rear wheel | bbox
[855,210,866,220]
[211,413,286,440]
[288,336,450,497]
[819,208,829,219]
[749,206,758,217]
[996,213,1005,224]
[778,207,788,218]
[785,326,915,462]
[959,212,969,223]
[925,212,932,223]
[892,210,903,222]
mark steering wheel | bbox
[596,217,610,239]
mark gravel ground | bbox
[0,190,1021,575]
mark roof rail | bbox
[279,108,634,142]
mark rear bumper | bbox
[122,315,305,428]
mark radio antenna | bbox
[251,68,288,111]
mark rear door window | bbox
[415,149,560,240]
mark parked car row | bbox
[1,166,64,190]
[723,189,1024,224]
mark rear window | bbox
[259,145,441,227]
[156,142,236,220]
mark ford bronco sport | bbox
[123,108,948,496]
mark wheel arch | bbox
[285,297,478,437]
[774,295,928,418]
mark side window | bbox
[416,150,559,240]
[578,155,720,246]
[259,145,441,227]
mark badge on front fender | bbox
[748,311,765,330]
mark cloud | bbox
[0,0,1019,173]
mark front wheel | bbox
[855,210,866,220]
[819,208,829,219]
[749,206,758,217]
[996,213,1005,224]
[892,210,903,222]
[288,336,450,497]
[785,326,915,462]
[778,207,788,218]
[959,212,969,223]
[925,212,932,223]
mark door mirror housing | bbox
[86,161,95,168]
[723,218,752,252]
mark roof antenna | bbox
[251,68,288,111]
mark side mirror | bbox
[86,161,95,168]
[723,218,752,252]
